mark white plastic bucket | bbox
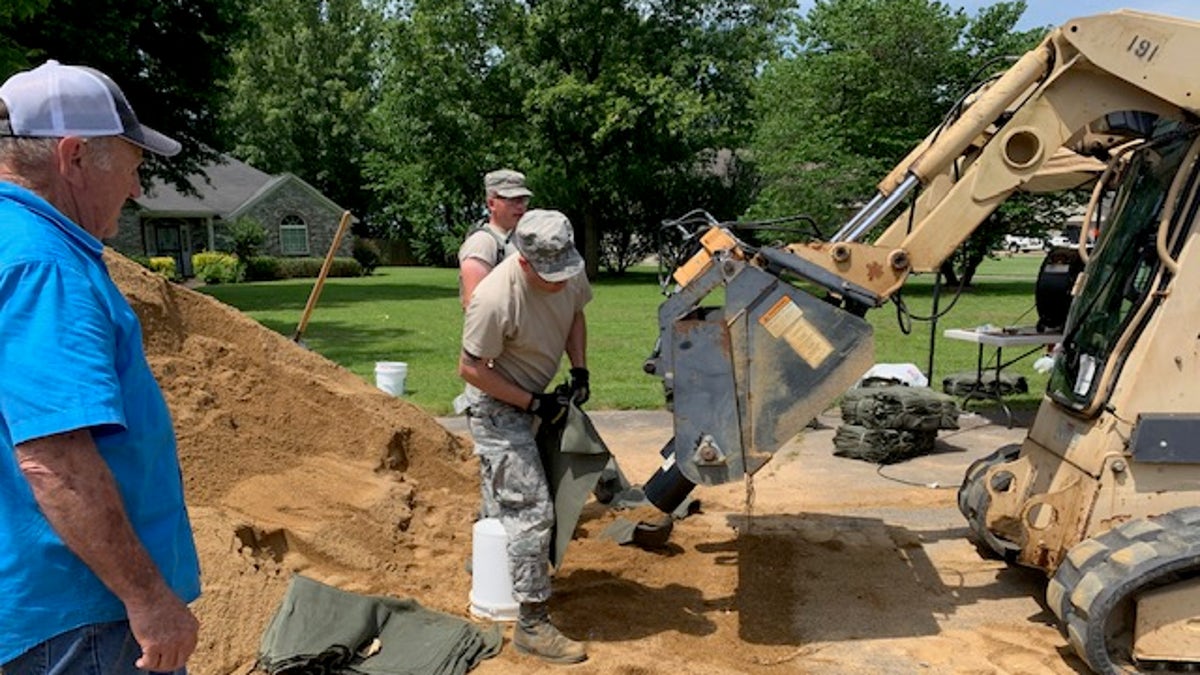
[374,361,408,396]
[469,518,518,621]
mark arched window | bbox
[279,214,309,256]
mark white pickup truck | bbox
[1002,234,1045,253]
[1045,224,1093,250]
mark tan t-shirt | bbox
[461,255,592,392]
[457,223,513,267]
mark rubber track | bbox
[1046,507,1200,674]
[957,443,1021,560]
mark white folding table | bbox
[943,327,1063,427]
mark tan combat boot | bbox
[513,602,587,664]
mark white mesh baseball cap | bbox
[0,60,181,157]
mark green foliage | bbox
[227,217,267,261]
[0,0,48,74]
[521,0,787,275]
[747,0,1081,285]
[351,239,381,276]
[276,257,363,279]
[242,256,364,281]
[4,0,248,191]
[148,256,178,280]
[193,251,243,284]
[364,0,523,266]
[365,0,785,270]
[243,256,284,281]
[226,0,379,224]
[750,0,1045,230]
[127,254,153,270]
[0,0,47,23]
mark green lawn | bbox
[875,254,1051,408]
[197,253,1052,415]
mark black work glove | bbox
[568,367,590,406]
[527,391,568,426]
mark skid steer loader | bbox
[639,10,1200,673]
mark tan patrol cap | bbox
[484,169,532,199]
[513,209,584,282]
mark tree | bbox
[749,0,1084,285]
[366,0,785,270]
[364,0,528,266]
[752,0,969,227]
[5,0,248,191]
[750,1,1048,222]
[0,0,48,75]
[226,0,381,227]
[517,0,787,275]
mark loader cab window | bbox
[1048,125,1199,412]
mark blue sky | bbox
[794,1,1200,31]
[953,0,1200,30]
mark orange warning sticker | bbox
[759,296,834,367]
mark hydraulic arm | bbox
[642,10,1200,510]
[645,12,1200,673]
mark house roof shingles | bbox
[134,156,277,218]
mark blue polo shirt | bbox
[0,182,201,662]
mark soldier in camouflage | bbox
[456,209,592,664]
[456,169,531,310]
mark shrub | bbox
[243,256,284,281]
[276,257,362,279]
[277,257,322,279]
[328,258,363,277]
[227,217,267,261]
[148,256,178,280]
[192,251,242,284]
[352,238,381,276]
[128,254,152,270]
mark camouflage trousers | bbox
[462,391,554,603]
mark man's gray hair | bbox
[0,101,120,189]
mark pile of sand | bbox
[107,250,1083,675]
[107,251,482,674]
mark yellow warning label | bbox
[759,296,834,367]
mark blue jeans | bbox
[1,621,185,675]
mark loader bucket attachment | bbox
[648,257,875,488]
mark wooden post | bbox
[292,210,352,342]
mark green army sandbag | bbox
[832,424,938,465]
[841,385,959,431]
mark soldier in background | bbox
[457,168,531,309]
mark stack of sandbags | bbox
[834,384,959,464]
[942,371,1028,397]
[841,384,959,431]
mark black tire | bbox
[957,443,1022,561]
[1048,507,1200,674]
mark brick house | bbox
[109,155,355,277]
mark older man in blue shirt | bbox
[0,61,200,674]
